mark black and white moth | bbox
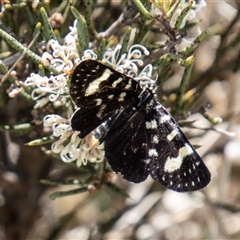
[70,59,211,192]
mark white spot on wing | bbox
[148,148,158,157]
[85,69,112,96]
[164,143,194,173]
[118,92,127,102]
[152,135,159,143]
[112,77,123,87]
[125,79,132,89]
[146,121,151,129]
[97,104,106,118]
[167,129,178,141]
[108,94,114,99]
[95,98,102,106]
[144,158,151,164]
[146,120,158,129]
[159,114,171,124]
[132,147,138,153]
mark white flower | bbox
[81,50,98,61]
[46,39,79,71]
[135,64,157,93]
[68,19,78,38]
[103,44,150,76]
[103,44,156,91]
[43,114,104,166]
[42,52,53,66]
[25,73,69,108]
[44,114,68,127]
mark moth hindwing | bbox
[70,59,211,192]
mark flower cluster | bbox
[24,73,68,108]
[24,20,101,166]
[43,114,104,167]
[103,44,156,91]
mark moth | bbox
[70,59,211,192]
